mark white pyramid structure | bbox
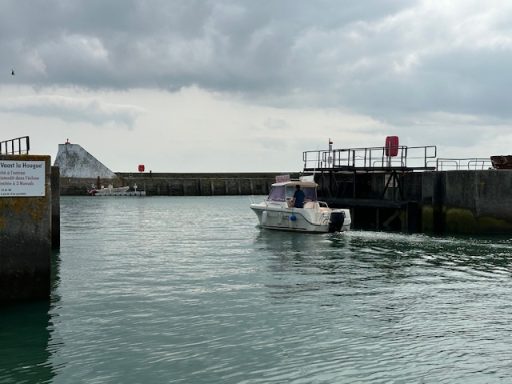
[54,142,117,178]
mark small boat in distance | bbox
[88,184,146,196]
[250,175,351,233]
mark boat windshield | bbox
[267,186,285,201]
[292,187,317,201]
[267,185,317,202]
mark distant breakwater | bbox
[59,172,300,196]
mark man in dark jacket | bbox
[293,185,305,208]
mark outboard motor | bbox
[328,210,345,233]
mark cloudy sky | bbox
[1,0,511,172]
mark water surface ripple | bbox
[1,196,512,383]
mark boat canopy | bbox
[267,181,318,202]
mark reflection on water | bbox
[0,252,61,384]
[259,229,512,283]
[0,300,53,384]
[255,229,512,383]
[344,231,512,277]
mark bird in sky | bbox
[11,69,15,76]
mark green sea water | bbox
[1,196,512,383]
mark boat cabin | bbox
[266,181,318,204]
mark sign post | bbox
[0,160,45,197]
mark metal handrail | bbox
[303,145,437,170]
[434,158,492,171]
[0,136,30,155]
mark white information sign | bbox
[0,160,46,197]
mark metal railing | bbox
[303,145,437,171]
[0,136,30,155]
[432,158,492,171]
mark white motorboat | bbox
[88,184,146,196]
[250,175,351,233]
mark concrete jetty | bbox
[314,170,512,235]
[306,143,512,235]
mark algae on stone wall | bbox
[445,207,512,235]
[421,206,434,233]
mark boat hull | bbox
[88,186,146,196]
[250,203,350,233]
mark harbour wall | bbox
[422,170,512,234]
[0,155,53,302]
[54,143,299,196]
[319,169,512,235]
[59,172,300,196]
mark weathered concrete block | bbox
[199,179,212,195]
[238,179,253,195]
[0,155,52,302]
[54,142,116,178]
[211,179,227,195]
[251,179,269,195]
[225,179,241,195]
[183,179,200,195]
[169,180,185,196]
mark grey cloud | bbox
[263,118,290,131]
[0,95,144,127]
[2,0,512,135]
[1,0,412,90]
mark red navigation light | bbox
[138,164,145,172]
